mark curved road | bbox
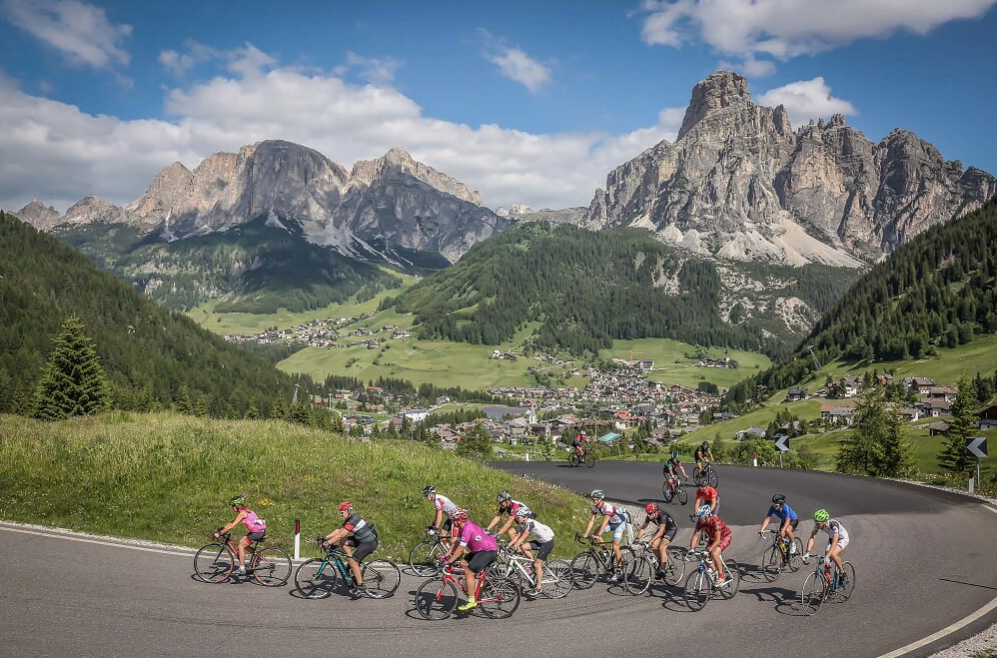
[2,463,996,658]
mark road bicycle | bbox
[193,529,292,586]
[661,474,688,504]
[693,460,719,487]
[569,533,637,589]
[758,529,803,581]
[408,529,453,576]
[414,561,522,619]
[798,554,856,615]
[488,545,572,599]
[621,538,687,594]
[294,538,401,599]
[682,548,741,611]
[568,449,595,468]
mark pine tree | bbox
[872,402,914,478]
[939,375,976,474]
[835,387,887,475]
[456,422,493,461]
[32,315,111,420]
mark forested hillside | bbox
[0,212,300,416]
[727,197,997,402]
[57,214,404,312]
[386,222,856,359]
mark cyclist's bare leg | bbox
[656,536,671,568]
[782,520,795,544]
[612,538,623,571]
[533,558,544,589]
[708,544,725,578]
[236,536,251,568]
[463,562,478,601]
[827,543,844,574]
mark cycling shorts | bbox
[530,539,554,561]
[604,521,625,542]
[655,526,677,543]
[246,531,265,542]
[348,538,378,563]
[466,549,498,574]
[717,533,731,551]
[827,537,849,551]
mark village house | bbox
[786,387,808,402]
[735,426,768,441]
[977,404,997,430]
[821,405,856,426]
[904,377,937,396]
[927,421,950,436]
[917,398,951,418]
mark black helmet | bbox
[422,485,436,497]
[701,441,709,448]
[772,493,786,505]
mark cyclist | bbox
[321,501,378,595]
[664,450,689,484]
[636,502,679,580]
[580,489,627,582]
[486,491,535,541]
[423,485,460,546]
[803,509,850,587]
[758,493,799,552]
[692,481,719,518]
[571,432,589,459]
[694,440,714,474]
[213,493,266,576]
[508,509,555,597]
[688,504,733,586]
[439,508,499,611]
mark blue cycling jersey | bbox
[766,503,798,522]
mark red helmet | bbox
[338,501,354,513]
[645,503,657,515]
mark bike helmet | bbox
[228,494,246,506]
[514,509,530,520]
[422,485,436,497]
[701,441,709,449]
[772,493,786,505]
[450,508,469,523]
[645,503,658,515]
[589,489,605,500]
[338,501,354,513]
[497,491,512,503]
[813,509,829,522]
[696,504,713,519]
[670,450,679,459]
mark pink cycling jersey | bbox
[241,509,266,533]
[456,521,498,552]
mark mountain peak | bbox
[678,70,752,141]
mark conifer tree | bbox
[456,422,493,461]
[32,315,111,420]
[939,375,976,474]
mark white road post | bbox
[294,519,301,560]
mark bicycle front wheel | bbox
[415,578,458,620]
[194,543,235,583]
[569,551,598,589]
[584,454,595,468]
[693,467,707,487]
[623,556,653,595]
[295,558,338,598]
[408,540,444,577]
[799,571,826,615]
[362,559,401,599]
[479,577,521,619]
[706,467,718,488]
[252,547,292,587]
[762,545,782,582]
[684,569,710,611]
[541,560,573,599]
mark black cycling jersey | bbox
[342,513,377,544]
[642,504,678,533]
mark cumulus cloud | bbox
[159,40,220,77]
[0,44,684,214]
[757,77,858,126]
[487,46,551,92]
[638,0,997,72]
[1,0,132,70]
[333,52,403,86]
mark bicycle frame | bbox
[313,546,357,585]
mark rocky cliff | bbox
[585,71,996,265]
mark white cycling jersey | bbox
[433,493,459,518]
[820,519,849,548]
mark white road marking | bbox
[0,523,195,557]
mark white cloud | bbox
[159,40,220,77]
[333,52,403,86]
[757,77,857,127]
[639,0,997,69]
[487,46,551,92]
[0,46,684,214]
[1,0,132,70]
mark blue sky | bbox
[1,0,995,213]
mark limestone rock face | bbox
[586,71,996,265]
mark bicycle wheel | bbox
[693,467,707,487]
[415,577,458,620]
[662,549,686,586]
[677,486,688,505]
[623,556,654,595]
[762,545,782,582]
[541,560,572,599]
[706,466,718,488]
[479,577,521,619]
[251,547,292,587]
[569,453,581,467]
[569,551,598,589]
[683,569,710,611]
[408,540,444,577]
[294,558,338,598]
[584,454,595,468]
[662,481,674,502]
[718,560,740,599]
[833,561,856,603]
[788,539,804,571]
[362,559,401,599]
[799,571,826,615]
[193,543,235,583]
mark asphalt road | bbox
[2,463,996,658]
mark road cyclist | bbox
[486,491,535,542]
[438,508,500,612]
[319,501,378,597]
[758,493,799,550]
[693,481,720,518]
[664,449,689,483]
[423,485,460,548]
[506,509,556,597]
[635,502,679,581]
[688,504,733,587]
[213,493,267,577]
[579,489,630,583]
[572,432,589,460]
[802,509,850,589]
